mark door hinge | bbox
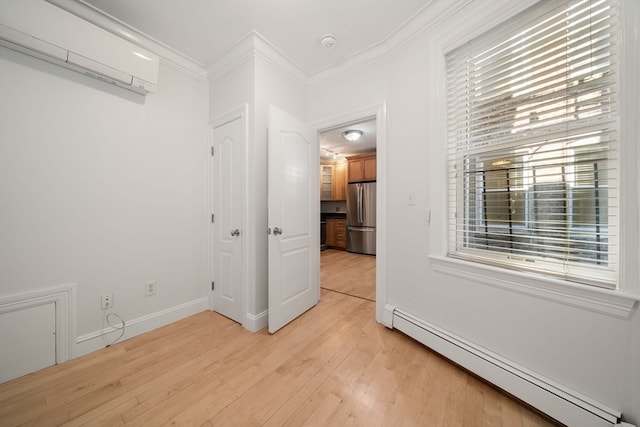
[211,146,215,156]
[211,213,215,223]
[211,281,215,291]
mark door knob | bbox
[273,227,283,236]
[230,228,240,237]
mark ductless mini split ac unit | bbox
[0,0,159,94]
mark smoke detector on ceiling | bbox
[320,34,337,49]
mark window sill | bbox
[429,255,639,318]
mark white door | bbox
[211,112,244,323]
[268,105,319,333]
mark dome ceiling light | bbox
[342,129,363,142]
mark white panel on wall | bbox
[0,302,56,383]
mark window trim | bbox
[446,0,620,289]
[425,0,639,315]
[430,254,638,318]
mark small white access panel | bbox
[0,302,56,382]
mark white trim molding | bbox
[0,283,77,363]
[244,309,268,333]
[387,305,623,427]
[430,256,639,319]
[207,31,308,85]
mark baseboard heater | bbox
[383,304,623,427]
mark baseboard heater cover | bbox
[384,305,622,427]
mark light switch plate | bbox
[407,191,416,206]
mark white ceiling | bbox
[319,119,376,161]
[80,0,411,159]
[81,0,430,75]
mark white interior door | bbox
[268,105,319,333]
[211,112,244,324]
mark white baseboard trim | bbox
[244,309,268,332]
[384,305,622,427]
[75,297,208,357]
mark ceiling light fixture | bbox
[342,130,363,142]
[320,34,337,49]
[321,146,340,159]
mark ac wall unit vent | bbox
[0,0,159,94]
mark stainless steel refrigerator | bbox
[347,182,376,255]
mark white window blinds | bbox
[446,0,619,288]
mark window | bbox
[446,0,618,288]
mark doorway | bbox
[318,117,377,302]
[320,250,376,301]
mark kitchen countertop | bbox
[322,212,347,219]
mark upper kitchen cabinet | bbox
[347,153,376,183]
[320,161,347,201]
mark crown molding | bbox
[45,0,208,81]
[205,32,256,83]
[252,32,308,85]
[308,0,535,88]
[44,0,538,90]
[206,30,308,85]
[308,0,462,87]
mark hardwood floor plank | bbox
[481,382,505,427]
[0,256,561,427]
[321,249,375,301]
[195,304,370,426]
[442,363,469,427]
[263,310,377,426]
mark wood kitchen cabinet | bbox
[347,153,376,182]
[333,162,347,200]
[320,161,347,201]
[325,217,347,249]
[320,164,334,200]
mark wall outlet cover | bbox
[145,281,156,296]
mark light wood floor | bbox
[321,249,376,301]
[0,252,560,426]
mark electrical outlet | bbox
[100,294,113,309]
[145,280,156,296]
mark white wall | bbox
[308,1,640,424]
[0,46,209,356]
[208,34,308,323]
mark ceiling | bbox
[319,119,376,161]
[81,0,431,75]
[80,0,407,159]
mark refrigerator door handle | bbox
[358,184,363,224]
[348,226,375,232]
[356,184,359,223]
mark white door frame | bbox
[208,104,249,327]
[311,102,387,323]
